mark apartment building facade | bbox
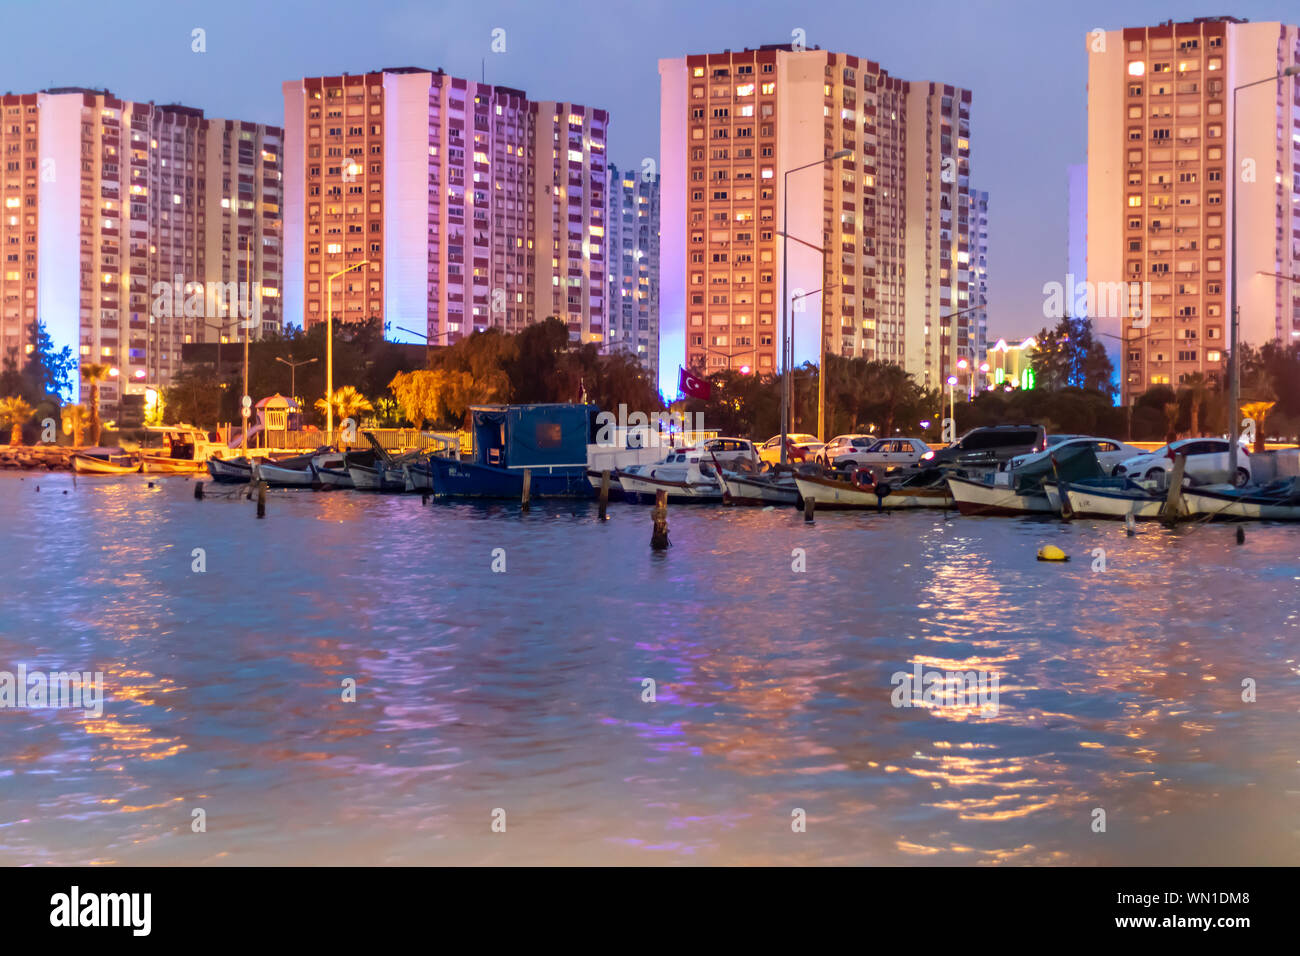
[1088,16,1300,404]
[606,162,660,375]
[658,44,975,397]
[0,88,281,413]
[282,68,607,348]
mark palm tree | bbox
[315,386,373,448]
[868,362,919,437]
[61,404,88,447]
[81,363,111,445]
[1163,401,1180,444]
[0,396,33,446]
[1179,372,1211,436]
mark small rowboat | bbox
[793,470,953,509]
[1181,479,1300,521]
[72,452,141,475]
[206,456,254,483]
[717,469,798,506]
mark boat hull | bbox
[141,455,204,474]
[426,457,594,498]
[348,463,405,492]
[1061,482,1171,520]
[615,470,723,503]
[718,472,798,506]
[1181,486,1300,521]
[256,461,317,487]
[72,453,140,475]
[793,474,952,509]
[947,475,1055,516]
[206,457,252,483]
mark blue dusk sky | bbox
[4,0,1296,342]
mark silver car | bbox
[818,434,877,465]
[1009,437,1147,475]
[834,437,932,470]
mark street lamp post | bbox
[1229,65,1300,479]
[780,149,852,465]
[946,375,958,438]
[325,259,370,438]
[275,355,318,403]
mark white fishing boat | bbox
[947,473,1055,516]
[310,450,353,488]
[1181,479,1300,521]
[947,443,1105,516]
[1052,477,1174,520]
[206,456,253,483]
[615,449,724,503]
[717,469,798,506]
[254,451,320,488]
[793,470,953,509]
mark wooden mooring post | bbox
[1160,454,1187,524]
[804,496,815,522]
[194,480,204,500]
[650,488,669,549]
[598,469,610,521]
[521,468,532,512]
[256,480,267,518]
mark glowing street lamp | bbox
[946,374,959,435]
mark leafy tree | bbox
[0,396,33,445]
[163,365,223,429]
[61,404,88,446]
[21,320,76,402]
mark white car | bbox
[1115,438,1252,487]
[1009,436,1147,475]
[834,437,932,470]
[699,437,759,468]
[818,434,877,465]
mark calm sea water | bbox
[1,471,1297,866]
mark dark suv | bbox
[921,424,1047,468]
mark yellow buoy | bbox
[1037,545,1069,562]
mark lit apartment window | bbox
[1128,61,1146,76]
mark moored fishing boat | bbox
[947,443,1104,516]
[428,404,598,499]
[254,449,323,488]
[947,473,1056,516]
[310,450,353,488]
[71,449,141,475]
[1050,476,1172,520]
[793,468,953,509]
[206,456,253,483]
[1181,478,1300,521]
[346,450,406,492]
[717,468,798,506]
[616,449,724,503]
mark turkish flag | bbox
[679,367,711,400]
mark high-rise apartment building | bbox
[1088,16,1300,404]
[968,189,989,370]
[282,68,608,347]
[606,163,660,375]
[0,87,281,414]
[658,44,974,396]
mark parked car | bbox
[1114,438,1252,487]
[921,424,1047,468]
[1008,436,1147,475]
[757,433,824,464]
[699,437,759,468]
[834,437,932,470]
[818,434,877,465]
